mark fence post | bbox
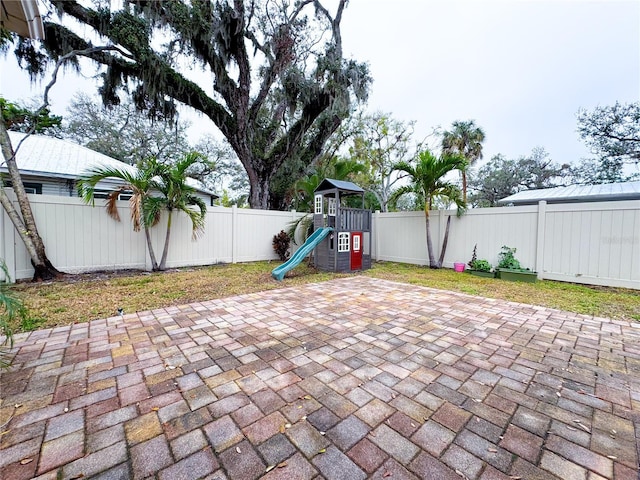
[535,200,547,280]
[232,204,238,263]
[374,210,380,261]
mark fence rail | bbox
[1,193,638,289]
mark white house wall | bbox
[1,194,638,289]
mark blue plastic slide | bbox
[271,227,333,281]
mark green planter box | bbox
[467,270,495,278]
[495,268,537,283]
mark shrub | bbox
[497,245,521,270]
[467,244,478,268]
[272,230,291,261]
[0,262,28,369]
[470,259,492,272]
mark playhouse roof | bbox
[498,181,640,205]
[315,178,364,194]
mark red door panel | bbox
[351,232,363,270]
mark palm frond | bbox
[143,196,166,228]
[105,189,124,222]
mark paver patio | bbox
[1,277,639,480]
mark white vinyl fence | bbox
[1,193,638,289]
[0,193,303,281]
[373,200,640,289]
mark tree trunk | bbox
[0,120,62,281]
[248,173,271,210]
[158,210,173,271]
[144,226,159,271]
[462,170,468,203]
[0,189,40,266]
[424,210,437,268]
[437,215,452,268]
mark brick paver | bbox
[1,277,639,479]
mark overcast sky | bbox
[1,0,639,170]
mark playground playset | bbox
[272,179,372,280]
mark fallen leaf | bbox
[576,423,591,433]
[277,462,288,468]
[279,425,286,433]
[151,407,159,411]
[318,448,326,454]
[20,458,33,465]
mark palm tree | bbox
[442,120,485,202]
[78,158,165,270]
[153,153,208,270]
[393,150,467,268]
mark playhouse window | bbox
[314,194,323,214]
[337,232,350,252]
[328,197,337,216]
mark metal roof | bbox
[5,132,218,198]
[315,178,364,194]
[0,0,44,39]
[498,181,640,205]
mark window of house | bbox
[92,190,131,200]
[337,232,350,252]
[314,194,323,214]
[4,181,42,194]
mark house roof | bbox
[315,178,364,194]
[5,132,218,198]
[0,0,44,39]
[498,181,640,205]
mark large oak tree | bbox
[15,0,369,209]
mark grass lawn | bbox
[7,260,640,333]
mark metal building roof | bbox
[0,0,44,39]
[5,132,218,197]
[498,181,640,205]
[315,178,364,194]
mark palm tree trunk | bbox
[462,170,468,203]
[158,210,173,270]
[0,120,62,281]
[144,226,159,271]
[437,215,452,268]
[424,209,437,268]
